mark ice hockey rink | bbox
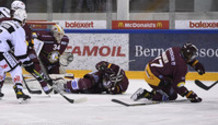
[0,79,218,125]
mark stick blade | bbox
[111,99,130,106]
[194,80,209,90]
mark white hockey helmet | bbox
[51,24,65,43]
[13,9,27,26]
[11,0,26,11]
[0,7,10,18]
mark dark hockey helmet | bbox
[181,42,198,63]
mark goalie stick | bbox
[22,76,42,94]
[111,99,188,107]
[37,57,76,104]
[195,80,218,90]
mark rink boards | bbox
[61,29,218,80]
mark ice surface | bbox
[0,80,218,125]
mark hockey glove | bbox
[185,90,202,103]
[189,60,205,75]
[194,62,205,75]
[23,60,35,73]
[96,61,108,71]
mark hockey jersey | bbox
[0,20,27,58]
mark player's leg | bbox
[63,78,94,93]
[131,64,160,101]
[131,64,178,101]
[0,72,6,98]
[10,66,31,100]
[28,48,53,94]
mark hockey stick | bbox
[112,99,188,107]
[111,99,159,106]
[37,57,75,104]
[195,80,218,90]
[22,76,42,94]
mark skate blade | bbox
[18,98,30,104]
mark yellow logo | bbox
[156,22,163,28]
[118,22,124,27]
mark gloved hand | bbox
[103,81,114,89]
[96,61,108,71]
[186,90,202,103]
[194,62,205,75]
[23,60,35,73]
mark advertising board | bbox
[112,20,169,29]
[175,20,218,29]
[129,32,218,72]
[65,34,129,70]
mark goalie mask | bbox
[51,24,65,44]
[181,42,198,63]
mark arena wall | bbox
[62,29,218,81]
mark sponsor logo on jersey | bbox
[71,80,79,90]
[13,75,22,83]
[0,64,8,69]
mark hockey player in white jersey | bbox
[0,9,33,102]
[0,7,11,98]
[0,7,10,18]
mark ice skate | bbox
[0,92,4,99]
[13,84,31,103]
[43,86,53,95]
[0,82,4,99]
[130,88,152,101]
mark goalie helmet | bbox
[11,0,26,11]
[0,7,10,18]
[13,9,27,26]
[181,42,198,63]
[51,24,65,43]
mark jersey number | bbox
[53,44,60,50]
[150,56,164,68]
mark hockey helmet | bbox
[13,9,27,26]
[0,7,10,18]
[51,24,65,43]
[11,0,26,11]
[181,42,198,62]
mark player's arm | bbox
[106,75,129,94]
[13,28,34,73]
[188,59,205,75]
[172,70,202,103]
[98,61,129,94]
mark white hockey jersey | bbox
[0,7,10,18]
[0,20,28,59]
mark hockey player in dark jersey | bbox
[131,43,205,103]
[35,24,69,74]
[54,61,129,94]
